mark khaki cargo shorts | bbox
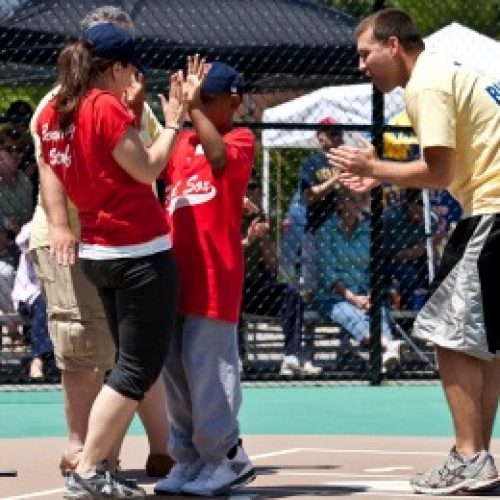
[32,247,115,371]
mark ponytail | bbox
[56,40,114,131]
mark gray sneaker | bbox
[63,468,145,499]
[410,446,500,495]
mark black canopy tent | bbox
[0,0,363,90]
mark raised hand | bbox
[246,216,269,244]
[124,72,145,128]
[243,196,260,216]
[185,54,205,109]
[158,70,185,129]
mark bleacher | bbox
[240,309,438,381]
[0,313,58,383]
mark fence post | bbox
[369,0,386,386]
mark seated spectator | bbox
[0,221,16,314]
[12,221,53,378]
[0,221,18,342]
[279,185,306,284]
[241,176,321,376]
[300,117,343,297]
[383,188,438,310]
[313,188,405,370]
[0,125,34,235]
[430,189,462,264]
[5,101,38,208]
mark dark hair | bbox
[5,100,33,122]
[56,40,119,131]
[356,8,424,52]
[247,172,261,190]
[403,188,423,205]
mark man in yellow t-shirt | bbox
[328,7,500,496]
[30,5,172,479]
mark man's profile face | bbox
[357,27,399,93]
[317,131,342,152]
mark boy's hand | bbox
[185,54,205,110]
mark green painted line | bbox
[1,386,499,439]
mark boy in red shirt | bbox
[155,61,255,497]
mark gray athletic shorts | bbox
[414,214,500,360]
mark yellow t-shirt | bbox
[29,87,164,249]
[404,50,500,217]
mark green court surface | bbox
[2,385,499,439]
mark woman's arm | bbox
[113,60,205,184]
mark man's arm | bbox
[38,157,76,266]
[332,280,370,311]
[189,105,227,170]
[303,171,339,205]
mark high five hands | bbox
[327,135,381,192]
[158,54,205,130]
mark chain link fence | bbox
[0,0,498,385]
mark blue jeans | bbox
[315,298,392,342]
[28,295,53,358]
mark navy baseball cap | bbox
[203,62,247,95]
[83,22,146,73]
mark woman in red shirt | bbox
[36,23,203,498]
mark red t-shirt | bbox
[162,128,254,323]
[36,88,169,251]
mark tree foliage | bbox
[322,0,500,39]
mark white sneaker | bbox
[181,445,256,496]
[300,360,322,375]
[382,340,405,371]
[154,458,204,495]
[280,355,300,375]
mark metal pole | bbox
[422,187,435,284]
[369,0,386,386]
[262,148,270,215]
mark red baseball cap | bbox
[317,117,339,136]
[319,117,336,126]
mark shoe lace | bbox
[101,470,114,495]
[430,451,467,485]
[196,462,219,482]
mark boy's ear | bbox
[230,94,242,110]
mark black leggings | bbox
[81,250,178,401]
